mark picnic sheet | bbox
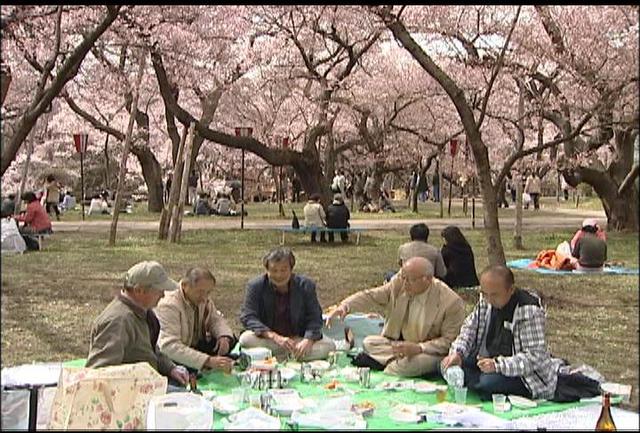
[507,259,639,275]
[62,358,598,430]
[198,371,594,430]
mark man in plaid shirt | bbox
[441,265,559,400]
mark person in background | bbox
[1,209,27,254]
[156,267,236,374]
[331,170,346,197]
[397,223,447,279]
[440,225,479,289]
[60,190,76,212]
[570,218,607,251]
[87,194,110,215]
[303,193,326,243]
[326,257,465,377]
[524,170,542,210]
[1,193,16,216]
[441,265,559,401]
[432,169,440,202]
[44,174,61,221]
[165,172,173,204]
[85,261,189,389]
[291,175,302,203]
[187,170,198,205]
[378,188,396,212]
[194,192,213,216]
[571,222,607,271]
[326,193,350,243]
[216,193,234,216]
[239,247,335,361]
[14,191,52,234]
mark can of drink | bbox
[358,367,371,388]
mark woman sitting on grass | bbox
[440,225,479,289]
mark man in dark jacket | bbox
[326,193,350,243]
[239,247,336,361]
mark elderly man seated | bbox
[326,257,465,377]
[85,261,189,388]
[441,265,559,400]
[155,267,236,374]
[239,246,336,361]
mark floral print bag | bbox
[48,362,167,430]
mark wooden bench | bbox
[278,227,366,245]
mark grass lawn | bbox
[1,224,637,409]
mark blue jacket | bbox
[239,273,324,340]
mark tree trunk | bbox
[109,48,146,246]
[571,166,639,231]
[132,147,164,212]
[293,157,328,205]
[159,124,188,240]
[1,65,11,107]
[514,172,524,249]
[170,122,195,243]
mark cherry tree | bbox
[0,5,121,176]
[523,6,639,230]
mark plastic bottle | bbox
[444,365,465,388]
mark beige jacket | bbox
[303,201,326,227]
[155,288,234,370]
[341,276,465,356]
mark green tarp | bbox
[63,358,595,429]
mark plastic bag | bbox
[146,393,214,430]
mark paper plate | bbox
[389,405,421,423]
[308,360,330,371]
[413,382,438,393]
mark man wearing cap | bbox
[86,261,189,387]
[156,267,236,374]
[326,193,350,243]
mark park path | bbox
[50,207,607,233]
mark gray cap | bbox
[125,261,179,291]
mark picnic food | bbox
[352,401,375,416]
[324,379,341,390]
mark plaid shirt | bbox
[449,289,560,399]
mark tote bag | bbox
[48,362,167,430]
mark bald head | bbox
[403,256,435,278]
[400,257,434,295]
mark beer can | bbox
[358,367,371,388]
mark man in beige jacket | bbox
[326,257,465,377]
[156,267,236,373]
